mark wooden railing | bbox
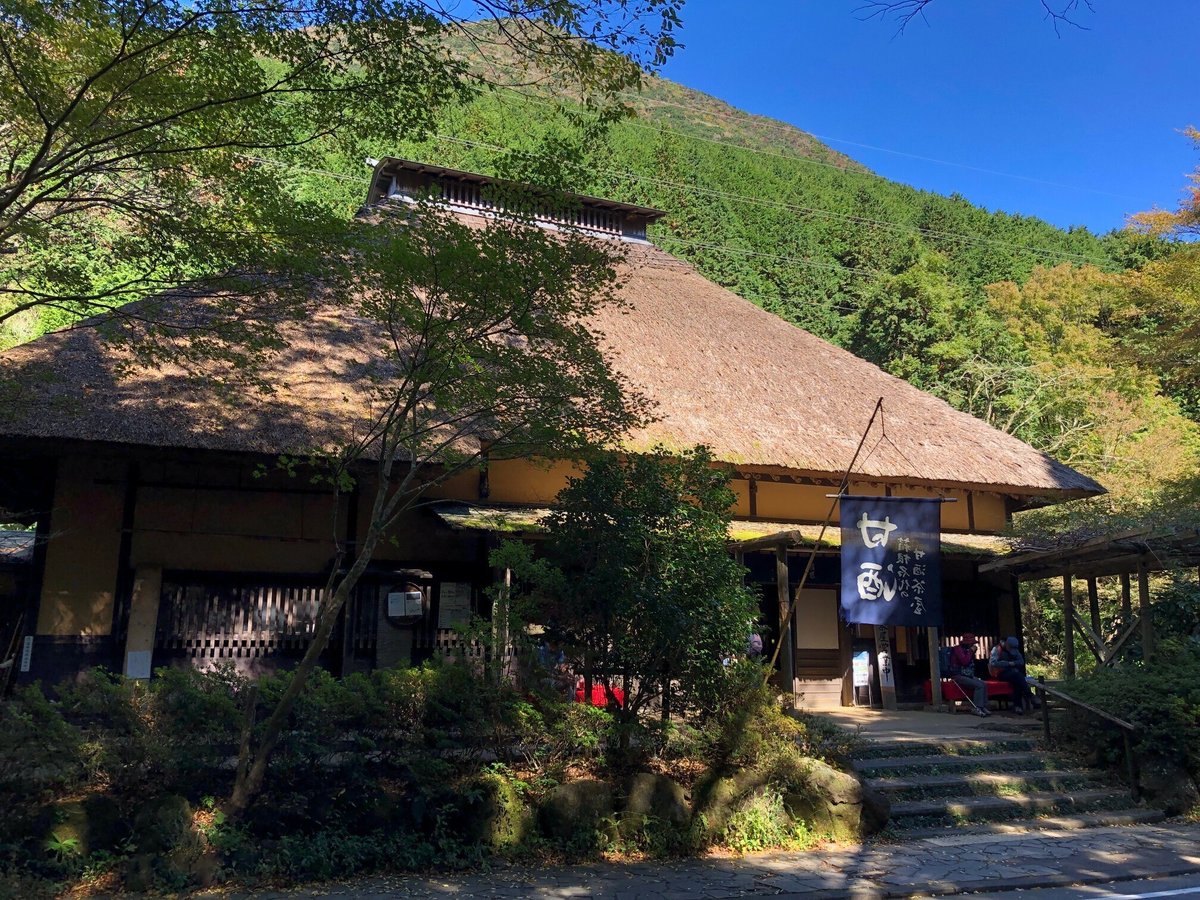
[1029,678,1140,799]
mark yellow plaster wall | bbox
[486,459,582,505]
[38,457,124,635]
[730,479,750,517]
[753,480,830,521]
[425,468,480,501]
[972,493,1008,533]
[888,486,970,531]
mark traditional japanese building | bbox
[0,159,1103,705]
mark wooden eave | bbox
[979,528,1200,580]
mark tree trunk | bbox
[226,525,383,819]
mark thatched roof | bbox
[0,200,1101,501]
[592,243,1100,498]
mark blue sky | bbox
[657,1,1198,234]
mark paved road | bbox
[234,822,1200,899]
[959,872,1200,899]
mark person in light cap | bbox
[948,632,989,716]
[989,635,1036,714]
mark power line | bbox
[652,233,884,279]
[493,85,873,179]
[472,65,1136,203]
[610,89,1143,203]
[431,134,1114,266]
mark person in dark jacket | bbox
[989,636,1036,714]
[949,632,989,717]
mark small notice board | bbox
[438,582,473,629]
[387,590,424,618]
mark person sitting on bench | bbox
[989,636,1036,714]
[949,632,990,717]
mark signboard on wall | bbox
[387,590,424,618]
[852,650,870,688]
[839,496,943,627]
[438,582,473,628]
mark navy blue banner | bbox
[839,496,942,627]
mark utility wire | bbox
[608,89,1142,203]
[474,67,1136,202]
[431,133,1114,265]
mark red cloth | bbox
[574,681,626,708]
[924,678,1014,703]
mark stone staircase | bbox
[852,728,1164,839]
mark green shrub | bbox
[0,684,83,802]
[721,788,811,854]
[1063,641,1200,777]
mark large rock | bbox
[783,759,890,842]
[1140,755,1200,816]
[127,795,220,890]
[132,794,194,854]
[690,769,767,838]
[618,773,691,844]
[538,779,615,844]
[44,795,125,858]
[622,773,690,828]
[461,772,534,852]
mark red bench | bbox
[574,681,626,708]
[923,678,1013,709]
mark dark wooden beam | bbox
[1063,575,1076,679]
[728,531,807,553]
[1138,557,1155,660]
[1120,572,1133,623]
[978,528,1151,575]
[1087,576,1101,637]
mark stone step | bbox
[853,750,1058,774]
[890,788,1129,822]
[894,807,1167,839]
[868,769,1099,798]
[853,736,1037,760]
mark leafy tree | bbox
[501,447,757,733]
[227,198,646,816]
[1120,249,1200,421]
[1128,126,1200,240]
[984,263,1200,489]
[0,0,681,358]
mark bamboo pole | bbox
[763,397,884,685]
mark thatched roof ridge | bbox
[0,224,1101,499]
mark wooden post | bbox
[775,544,794,704]
[927,626,943,710]
[1138,557,1155,660]
[1062,575,1076,679]
[874,626,897,710]
[1087,576,1101,638]
[1120,572,1133,624]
